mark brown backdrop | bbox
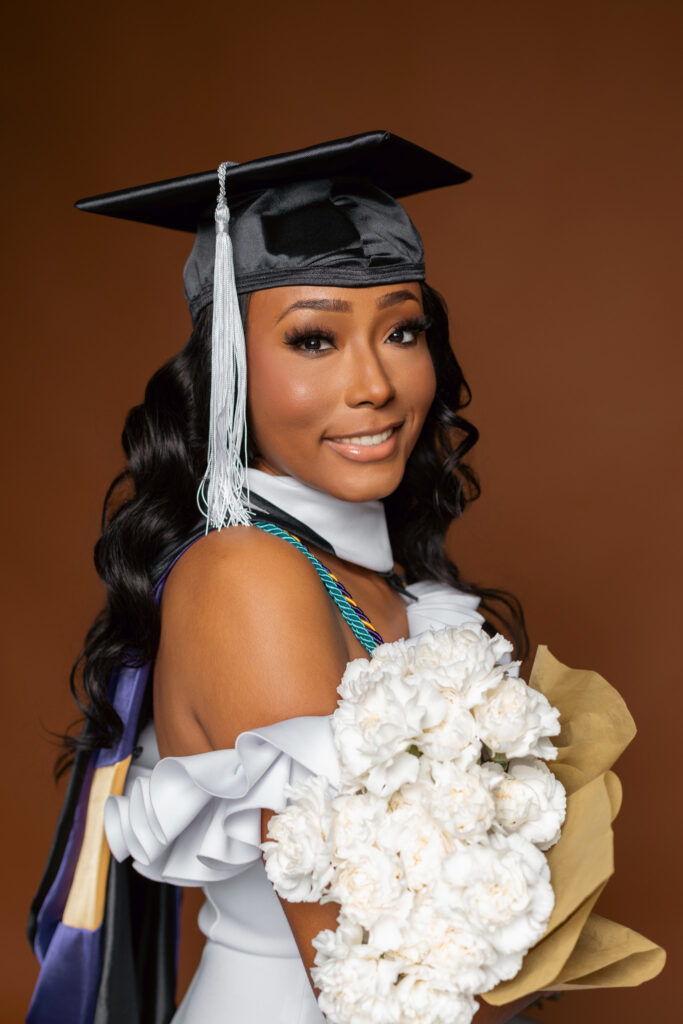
[3,1,681,1020]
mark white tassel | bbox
[197,162,251,530]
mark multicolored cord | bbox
[252,519,383,653]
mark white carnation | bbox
[394,966,478,1024]
[440,832,554,960]
[311,935,405,1024]
[332,791,388,860]
[311,915,366,966]
[378,796,453,892]
[400,894,498,995]
[332,667,446,796]
[369,635,415,670]
[426,762,495,841]
[484,757,566,850]
[388,768,435,810]
[418,691,481,767]
[327,844,413,932]
[360,750,422,800]
[408,624,514,707]
[473,676,561,759]
[260,774,334,900]
[337,653,398,701]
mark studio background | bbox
[3,1,680,1021]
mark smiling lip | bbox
[323,423,403,462]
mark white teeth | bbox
[330,427,394,446]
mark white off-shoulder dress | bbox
[104,582,490,1023]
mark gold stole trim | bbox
[62,756,132,931]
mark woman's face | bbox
[245,281,437,502]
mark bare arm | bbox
[155,525,353,992]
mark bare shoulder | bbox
[162,523,314,599]
[154,526,349,752]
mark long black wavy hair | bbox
[55,281,528,778]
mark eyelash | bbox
[283,314,433,354]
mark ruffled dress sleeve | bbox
[104,715,340,887]
[404,579,486,635]
[105,579,517,888]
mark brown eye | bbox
[297,336,334,352]
[283,323,337,354]
[387,326,419,344]
[384,314,432,345]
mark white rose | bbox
[473,676,561,760]
[484,757,566,850]
[440,832,554,958]
[332,668,446,796]
[426,762,495,841]
[326,844,413,930]
[260,774,335,901]
[394,966,478,1024]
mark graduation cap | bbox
[75,130,472,531]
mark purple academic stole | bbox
[27,543,194,1023]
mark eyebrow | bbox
[274,288,420,325]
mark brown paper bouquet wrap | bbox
[481,646,666,1006]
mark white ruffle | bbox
[405,580,485,636]
[104,715,339,886]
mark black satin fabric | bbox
[182,174,426,319]
[93,860,177,1024]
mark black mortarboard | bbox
[75,130,472,529]
[76,130,471,316]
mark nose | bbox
[343,343,396,408]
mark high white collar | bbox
[245,468,394,573]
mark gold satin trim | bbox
[62,756,132,931]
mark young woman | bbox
[28,131,536,1024]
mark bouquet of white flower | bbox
[261,623,567,1024]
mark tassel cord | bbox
[197,162,251,530]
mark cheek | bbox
[247,350,332,444]
[402,347,438,424]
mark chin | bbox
[320,463,406,503]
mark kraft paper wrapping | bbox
[481,646,666,1006]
